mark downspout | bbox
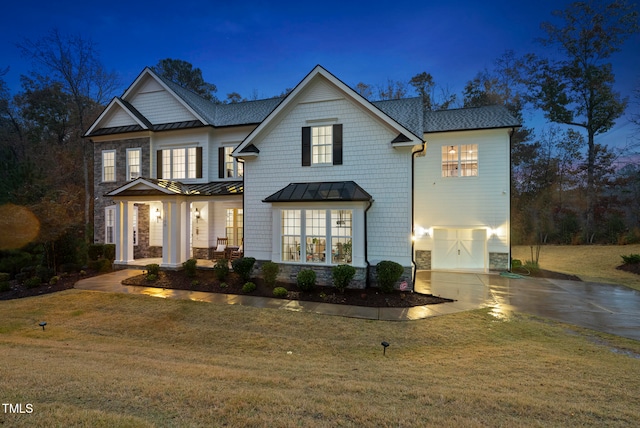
[238,157,246,250]
[411,141,427,290]
[508,128,514,272]
[364,199,373,288]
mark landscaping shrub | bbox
[0,281,10,292]
[35,265,54,283]
[146,273,158,282]
[49,275,60,285]
[103,244,116,261]
[87,244,104,261]
[182,259,198,278]
[24,276,42,289]
[0,250,33,277]
[297,269,316,291]
[213,259,229,281]
[332,264,356,293]
[0,273,9,282]
[60,263,81,273]
[232,257,256,282]
[273,286,288,297]
[261,261,279,288]
[621,254,640,265]
[376,261,404,293]
[146,263,160,276]
[242,282,257,293]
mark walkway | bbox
[75,269,640,341]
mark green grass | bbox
[512,244,640,291]
[1,290,639,427]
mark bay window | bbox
[281,208,352,265]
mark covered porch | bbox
[106,178,243,269]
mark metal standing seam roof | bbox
[106,179,243,197]
[263,181,372,203]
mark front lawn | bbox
[1,290,639,427]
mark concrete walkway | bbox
[75,269,640,341]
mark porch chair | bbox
[229,238,244,261]
[212,237,228,260]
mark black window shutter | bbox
[218,147,224,178]
[302,127,311,166]
[333,124,343,165]
[157,150,163,178]
[196,147,203,178]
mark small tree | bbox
[332,264,356,293]
[261,261,279,288]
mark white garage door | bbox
[433,229,485,270]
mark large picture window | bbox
[281,208,352,265]
[442,144,478,177]
[158,147,202,180]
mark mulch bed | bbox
[617,263,640,276]
[121,270,452,308]
[1,265,600,305]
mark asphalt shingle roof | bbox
[423,105,520,133]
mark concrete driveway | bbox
[415,271,640,341]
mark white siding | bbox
[243,85,413,267]
[414,129,510,267]
[129,77,197,124]
[105,107,138,128]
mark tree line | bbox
[0,1,638,271]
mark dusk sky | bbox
[2,0,639,152]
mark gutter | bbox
[411,141,427,290]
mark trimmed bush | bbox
[103,244,116,261]
[49,275,60,285]
[273,286,288,297]
[0,250,33,277]
[87,244,104,261]
[182,259,198,278]
[213,259,229,281]
[242,282,257,293]
[376,261,404,293]
[232,257,256,282]
[146,263,160,276]
[24,276,42,289]
[297,269,316,291]
[261,261,279,288]
[36,266,54,283]
[332,264,356,293]
[146,273,158,282]
[621,254,640,265]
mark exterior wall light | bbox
[194,208,200,222]
[156,208,162,223]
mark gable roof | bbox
[233,65,424,156]
[424,105,520,133]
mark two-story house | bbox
[84,65,519,289]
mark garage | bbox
[432,228,486,270]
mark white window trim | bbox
[160,146,199,180]
[311,125,333,166]
[442,144,478,177]
[105,206,116,244]
[102,150,116,182]
[126,148,141,181]
[280,208,353,265]
[224,146,243,178]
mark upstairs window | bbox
[442,144,478,177]
[157,147,202,180]
[219,146,244,178]
[302,124,343,166]
[102,150,116,182]
[126,148,141,180]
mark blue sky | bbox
[2,0,639,151]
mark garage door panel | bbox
[433,228,485,269]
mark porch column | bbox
[162,199,188,268]
[114,201,134,264]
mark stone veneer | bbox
[415,250,431,270]
[489,252,509,271]
[93,137,151,244]
[252,261,413,291]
